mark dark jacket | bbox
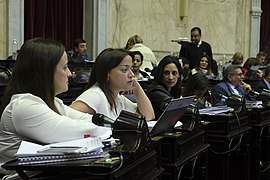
[211,82,255,106]
[254,79,269,92]
[179,41,213,69]
[147,84,173,119]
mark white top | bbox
[130,43,158,71]
[0,93,106,170]
[75,85,137,120]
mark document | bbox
[16,137,104,157]
[199,106,234,115]
[16,137,109,165]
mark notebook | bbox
[149,96,195,137]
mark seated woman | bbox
[131,51,150,80]
[230,52,244,66]
[70,48,155,121]
[0,38,105,177]
[147,55,182,119]
[182,72,212,109]
[191,54,214,76]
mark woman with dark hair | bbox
[191,54,213,76]
[131,51,150,80]
[147,55,182,118]
[70,48,154,121]
[0,38,105,176]
[182,72,212,108]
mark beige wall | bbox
[0,0,255,63]
[0,0,7,59]
[107,0,251,63]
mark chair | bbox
[0,66,12,105]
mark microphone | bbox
[92,113,115,126]
[249,89,260,96]
[144,68,152,72]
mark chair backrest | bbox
[0,66,11,85]
[0,66,12,105]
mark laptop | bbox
[149,96,195,137]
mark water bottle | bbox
[12,39,18,60]
[218,61,223,80]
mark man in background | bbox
[211,65,253,106]
[68,38,89,63]
[179,27,214,73]
[255,65,270,92]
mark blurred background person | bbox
[125,35,158,71]
[68,38,89,63]
[191,54,214,76]
[256,52,266,66]
[131,51,151,80]
[147,55,182,119]
[182,72,212,108]
[230,52,244,66]
[254,65,270,92]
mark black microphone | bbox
[144,68,152,72]
[92,113,115,126]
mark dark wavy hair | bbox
[153,55,182,98]
[1,37,65,115]
[194,54,212,75]
[86,48,134,110]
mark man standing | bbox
[211,65,253,106]
[179,27,213,70]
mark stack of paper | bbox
[16,137,109,165]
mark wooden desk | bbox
[248,108,270,180]
[200,113,251,180]
[2,149,163,180]
[157,126,209,180]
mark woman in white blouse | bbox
[0,38,106,176]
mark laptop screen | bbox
[150,96,195,136]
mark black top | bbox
[147,84,174,119]
[179,41,213,69]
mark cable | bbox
[85,150,124,176]
[208,111,243,155]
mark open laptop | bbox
[149,96,195,137]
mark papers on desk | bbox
[147,121,182,128]
[199,106,234,115]
[16,137,109,165]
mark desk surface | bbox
[2,149,162,180]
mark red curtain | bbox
[260,0,270,53]
[24,0,83,50]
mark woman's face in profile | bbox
[54,52,72,95]
[199,57,209,69]
[161,63,180,91]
